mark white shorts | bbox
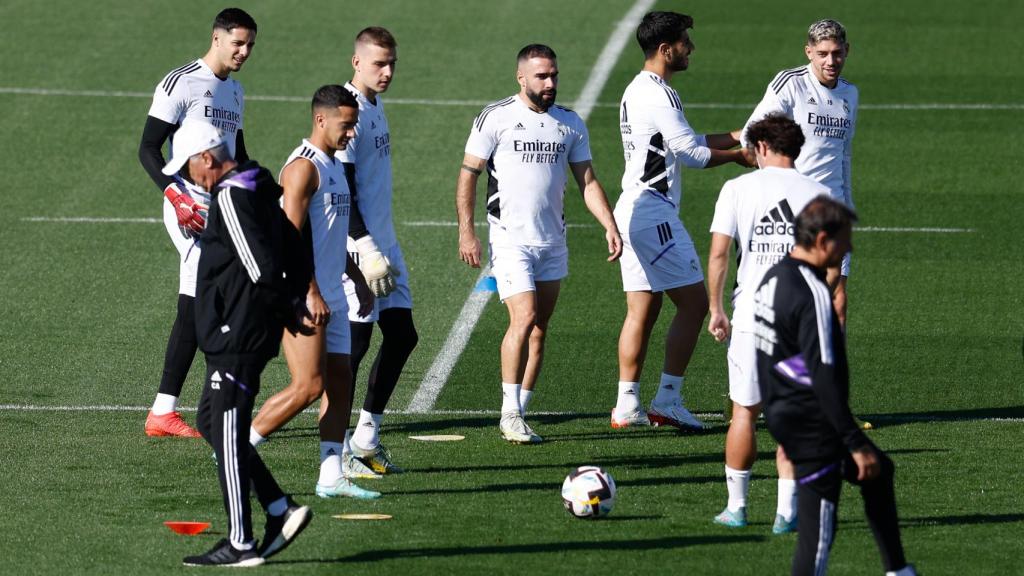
[619,220,704,292]
[344,242,413,323]
[162,198,201,297]
[489,242,568,301]
[324,298,351,354]
[727,330,760,407]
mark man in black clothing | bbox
[164,119,312,567]
[755,196,915,576]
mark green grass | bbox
[0,0,1022,574]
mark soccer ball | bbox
[561,466,616,518]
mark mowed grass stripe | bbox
[2,86,1021,111]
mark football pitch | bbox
[1,0,1022,573]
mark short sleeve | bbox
[709,180,739,237]
[464,110,498,160]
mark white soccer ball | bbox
[561,466,616,518]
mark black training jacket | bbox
[195,161,311,365]
[754,255,868,464]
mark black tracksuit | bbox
[194,161,310,550]
[755,255,908,576]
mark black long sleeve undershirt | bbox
[138,115,250,193]
[344,161,369,240]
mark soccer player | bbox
[337,27,418,476]
[138,8,257,437]
[611,11,752,431]
[169,120,312,566]
[248,85,380,500]
[457,44,622,444]
[755,197,915,576]
[706,115,829,533]
[742,19,858,327]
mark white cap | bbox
[161,119,228,175]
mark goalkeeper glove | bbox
[354,236,399,297]
[164,183,208,234]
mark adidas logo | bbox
[328,177,336,186]
[210,371,222,390]
[807,96,817,105]
[371,121,376,130]
[514,122,526,130]
[203,90,213,98]
[755,199,796,235]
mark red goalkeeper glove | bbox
[164,183,208,234]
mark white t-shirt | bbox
[336,82,397,251]
[742,64,858,207]
[709,166,829,331]
[615,71,711,231]
[464,95,591,247]
[282,140,351,305]
[148,59,244,160]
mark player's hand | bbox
[739,146,757,168]
[851,446,880,481]
[708,312,730,343]
[164,183,208,234]
[605,227,623,262]
[459,232,482,268]
[354,236,399,297]
[288,298,316,336]
[354,278,375,318]
[305,289,331,327]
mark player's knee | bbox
[291,374,325,405]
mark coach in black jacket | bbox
[161,119,313,567]
[754,196,914,576]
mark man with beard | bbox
[610,11,752,431]
[456,44,622,444]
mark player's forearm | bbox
[706,252,729,314]
[705,148,748,169]
[455,171,479,239]
[582,182,617,233]
[138,116,176,191]
[705,131,740,150]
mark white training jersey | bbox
[464,95,591,247]
[742,64,858,206]
[615,71,711,231]
[282,140,351,304]
[148,58,245,162]
[709,166,829,331]
[336,82,397,251]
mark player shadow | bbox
[382,412,610,435]
[378,475,721,497]
[860,406,1024,428]
[589,451,778,469]
[900,513,1024,527]
[273,534,765,565]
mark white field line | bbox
[1,86,1021,111]
[406,266,495,413]
[19,217,977,235]
[404,0,653,414]
[0,403,1020,423]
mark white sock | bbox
[501,383,521,414]
[653,373,684,406]
[266,496,288,517]
[886,566,917,576]
[351,409,380,450]
[249,426,267,448]
[614,381,641,415]
[151,393,178,416]
[318,441,344,486]
[776,478,797,521]
[725,466,751,512]
[519,389,534,414]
